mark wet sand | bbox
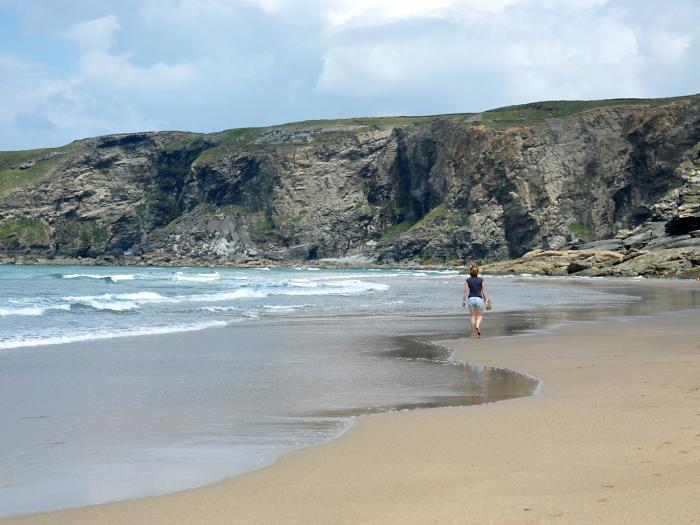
[3,281,700,524]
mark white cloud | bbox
[59,14,201,94]
[316,2,646,106]
[61,14,120,51]
[646,31,692,62]
[77,51,197,91]
[0,54,79,123]
[1,0,699,150]
[325,0,521,28]
[140,0,239,24]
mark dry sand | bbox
[4,296,700,524]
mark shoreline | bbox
[3,279,700,524]
[2,257,700,280]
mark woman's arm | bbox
[462,282,467,308]
[482,282,488,300]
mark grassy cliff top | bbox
[234,93,700,132]
[480,93,700,128]
[0,143,86,195]
[3,93,698,166]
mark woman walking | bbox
[462,264,489,337]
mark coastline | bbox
[2,257,700,280]
[3,279,700,524]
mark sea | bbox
[0,265,690,517]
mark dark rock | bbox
[567,261,590,274]
[622,222,667,248]
[578,239,625,252]
[667,216,700,235]
[645,234,691,250]
[1,96,700,277]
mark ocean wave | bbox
[286,278,317,287]
[309,272,405,280]
[260,304,312,311]
[62,273,136,283]
[42,278,388,313]
[199,306,242,312]
[279,279,389,296]
[116,292,168,301]
[180,289,269,302]
[0,321,229,350]
[62,291,172,312]
[72,301,139,312]
[0,305,71,317]
[174,272,221,282]
[65,292,170,303]
[170,279,387,304]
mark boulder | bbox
[578,238,625,252]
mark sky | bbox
[1,0,698,151]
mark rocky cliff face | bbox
[1,96,699,276]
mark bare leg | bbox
[469,308,477,336]
[474,309,484,337]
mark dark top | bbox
[466,276,484,298]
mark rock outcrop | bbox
[0,95,699,277]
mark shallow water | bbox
[1,267,697,517]
[0,266,640,350]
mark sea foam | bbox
[62,274,136,282]
[0,305,71,317]
[174,272,221,282]
[0,320,228,350]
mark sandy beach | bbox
[4,282,700,525]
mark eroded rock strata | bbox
[0,96,699,277]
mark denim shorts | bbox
[467,297,485,311]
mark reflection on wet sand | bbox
[429,279,700,341]
[302,280,700,425]
[310,336,539,418]
[311,361,538,418]
[460,362,537,404]
[354,279,700,416]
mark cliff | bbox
[1,94,699,277]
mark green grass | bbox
[381,218,416,241]
[0,217,50,246]
[0,142,86,195]
[278,115,448,131]
[53,220,109,248]
[92,226,109,245]
[162,132,207,153]
[379,204,462,241]
[194,115,471,164]
[682,266,700,277]
[0,148,64,195]
[568,222,593,241]
[186,94,700,164]
[407,204,462,233]
[220,204,252,215]
[254,215,276,233]
[78,223,108,246]
[193,128,263,164]
[480,94,699,129]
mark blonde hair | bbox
[469,264,479,277]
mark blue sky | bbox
[1,0,699,150]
